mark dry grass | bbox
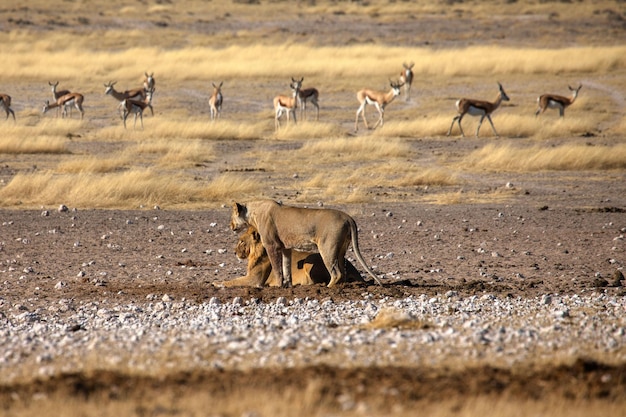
[7,388,625,417]
[2,42,624,82]
[0,0,623,208]
[0,134,68,154]
[0,170,258,209]
[365,307,432,330]
[461,143,626,172]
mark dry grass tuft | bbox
[56,156,130,174]
[461,143,626,172]
[0,134,68,154]
[298,136,412,161]
[365,307,431,330]
[0,170,260,209]
[273,122,344,140]
[129,139,215,168]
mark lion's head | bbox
[236,226,266,262]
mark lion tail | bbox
[349,218,383,286]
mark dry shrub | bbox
[462,143,626,172]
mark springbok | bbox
[0,94,16,121]
[447,82,510,138]
[48,81,71,117]
[122,88,155,129]
[273,77,303,130]
[535,84,582,118]
[104,81,147,117]
[354,79,404,132]
[43,93,85,120]
[209,82,223,121]
[298,85,319,121]
[143,72,155,92]
[399,62,414,101]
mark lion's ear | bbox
[252,229,260,241]
[234,202,246,216]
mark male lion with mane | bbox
[229,199,383,287]
[215,226,364,287]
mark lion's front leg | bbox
[266,244,287,288]
[282,248,293,288]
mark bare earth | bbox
[1,2,626,416]
[2,164,625,414]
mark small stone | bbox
[58,204,68,212]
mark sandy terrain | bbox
[0,1,625,416]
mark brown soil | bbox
[1,195,625,414]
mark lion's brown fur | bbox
[229,199,382,287]
[216,226,363,288]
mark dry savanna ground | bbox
[0,0,626,416]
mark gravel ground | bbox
[1,199,625,415]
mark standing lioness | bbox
[230,199,383,288]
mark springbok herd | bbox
[0,66,583,135]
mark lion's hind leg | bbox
[321,250,347,288]
[321,234,351,288]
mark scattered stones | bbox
[0,293,623,386]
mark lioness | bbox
[230,199,383,287]
[216,226,363,287]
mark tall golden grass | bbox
[461,143,626,172]
[0,135,68,154]
[0,37,624,81]
[0,170,258,208]
[0,0,623,209]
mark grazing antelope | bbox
[104,81,147,117]
[447,82,510,138]
[535,84,582,118]
[399,62,414,101]
[48,81,71,117]
[209,82,223,121]
[0,94,16,121]
[143,72,155,92]
[354,79,404,132]
[298,85,319,121]
[43,93,85,120]
[122,88,155,129]
[273,77,303,130]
